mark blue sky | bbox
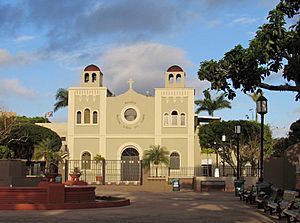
[0,0,299,138]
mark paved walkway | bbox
[0,190,286,223]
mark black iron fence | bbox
[66,159,142,184]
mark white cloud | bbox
[0,79,36,98]
[0,48,39,68]
[233,17,257,25]
[15,35,36,43]
[100,42,193,94]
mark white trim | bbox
[75,110,82,125]
[169,150,181,169]
[92,109,99,125]
[83,107,91,124]
[80,150,93,159]
[120,105,141,125]
[117,142,143,160]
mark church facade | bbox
[67,64,201,169]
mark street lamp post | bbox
[235,124,241,180]
[222,135,226,177]
[256,90,268,183]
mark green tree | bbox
[198,0,300,100]
[32,138,62,173]
[16,116,49,124]
[143,145,169,177]
[54,88,68,112]
[199,120,272,172]
[0,145,14,159]
[288,119,300,145]
[5,123,62,160]
[195,90,231,116]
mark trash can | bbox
[234,179,245,196]
[55,174,62,183]
[172,178,180,191]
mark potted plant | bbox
[93,154,104,182]
[69,167,82,181]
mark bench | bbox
[283,198,300,223]
[268,190,298,219]
[283,209,299,223]
[254,182,272,208]
[241,185,256,204]
[255,186,281,209]
[200,180,225,191]
[263,186,283,213]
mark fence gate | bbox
[121,156,140,181]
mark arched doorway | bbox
[121,147,140,181]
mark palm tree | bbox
[247,92,262,122]
[54,88,68,112]
[195,90,231,116]
[32,138,62,174]
[143,145,169,177]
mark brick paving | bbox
[0,190,286,223]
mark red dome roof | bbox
[167,65,183,72]
[84,64,100,72]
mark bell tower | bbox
[165,65,186,88]
[80,64,103,87]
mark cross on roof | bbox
[128,78,134,89]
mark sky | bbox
[0,0,299,138]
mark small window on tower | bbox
[84,108,90,124]
[76,111,82,124]
[176,74,181,83]
[180,113,185,126]
[93,111,98,124]
[163,113,169,126]
[84,73,89,83]
[171,110,178,125]
[169,74,174,84]
[92,73,96,82]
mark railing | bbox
[148,165,258,178]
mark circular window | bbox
[124,108,137,121]
[121,105,140,124]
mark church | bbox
[40,64,219,182]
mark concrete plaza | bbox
[0,190,286,223]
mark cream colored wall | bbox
[162,138,188,166]
[73,138,99,159]
[36,123,67,136]
[106,89,155,135]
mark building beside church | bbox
[40,64,221,182]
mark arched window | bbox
[84,73,89,83]
[171,110,178,125]
[163,113,169,126]
[170,152,180,169]
[92,73,96,82]
[76,111,81,124]
[176,74,181,83]
[180,113,186,126]
[93,111,98,124]
[81,152,91,169]
[169,74,174,84]
[84,108,90,124]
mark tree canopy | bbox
[272,118,300,156]
[199,120,272,170]
[4,123,62,160]
[198,0,300,100]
